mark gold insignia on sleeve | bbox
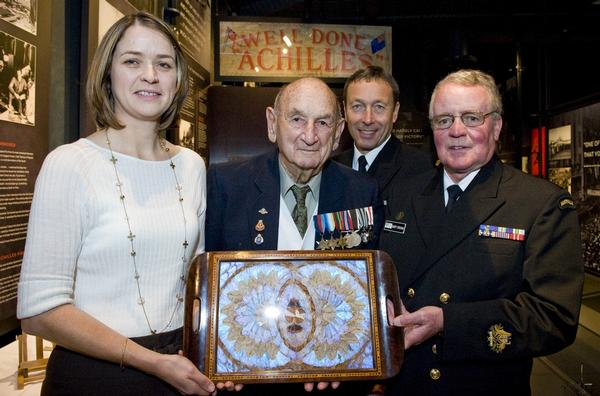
[559,198,575,210]
[487,324,512,353]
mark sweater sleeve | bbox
[17,145,90,319]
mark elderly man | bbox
[206,76,383,253]
[384,69,583,395]
[333,66,431,207]
[206,77,384,394]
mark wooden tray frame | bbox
[184,250,403,383]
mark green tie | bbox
[291,185,311,237]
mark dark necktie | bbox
[358,155,368,173]
[445,185,463,213]
[291,185,311,237]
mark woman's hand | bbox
[153,352,215,395]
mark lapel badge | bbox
[254,233,264,245]
[394,211,405,221]
[255,219,265,232]
[384,220,406,234]
[487,324,512,353]
[258,208,268,214]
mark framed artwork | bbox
[0,0,37,35]
[184,250,403,383]
[548,125,572,162]
[215,20,392,83]
[0,30,36,126]
[177,118,195,150]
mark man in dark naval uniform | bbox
[384,69,583,395]
[333,66,432,210]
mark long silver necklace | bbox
[105,130,188,334]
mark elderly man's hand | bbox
[387,299,444,349]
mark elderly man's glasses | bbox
[430,111,498,130]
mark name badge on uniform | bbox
[478,224,525,241]
[384,220,406,234]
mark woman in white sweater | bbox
[17,12,228,395]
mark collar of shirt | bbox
[352,134,392,171]
[279,159,321,218]
[442,168,479,205]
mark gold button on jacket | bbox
[407,288,415,298]
[439,292,450,304]
[430,368,441,380]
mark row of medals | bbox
[252,214,372,249]
[317,227,372,250]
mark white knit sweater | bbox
[17,139,206,337]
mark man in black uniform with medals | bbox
[384,69,583,395]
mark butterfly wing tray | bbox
[184,250,403,383]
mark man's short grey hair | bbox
[429,69,503,118]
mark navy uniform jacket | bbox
[206,149,384,251]
[333,136,432,212]
[382,157,583,396]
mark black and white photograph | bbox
[548,125,572,161]
[0,0,37,35]
[584,166,600,196]
[548,167,572,193]
[0,30,35,125]
[178,118,195,150]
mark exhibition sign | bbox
[217,21,392,81]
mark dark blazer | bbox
[333,136,432,208]
[382,157,583,396]
[206,149,384,251]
